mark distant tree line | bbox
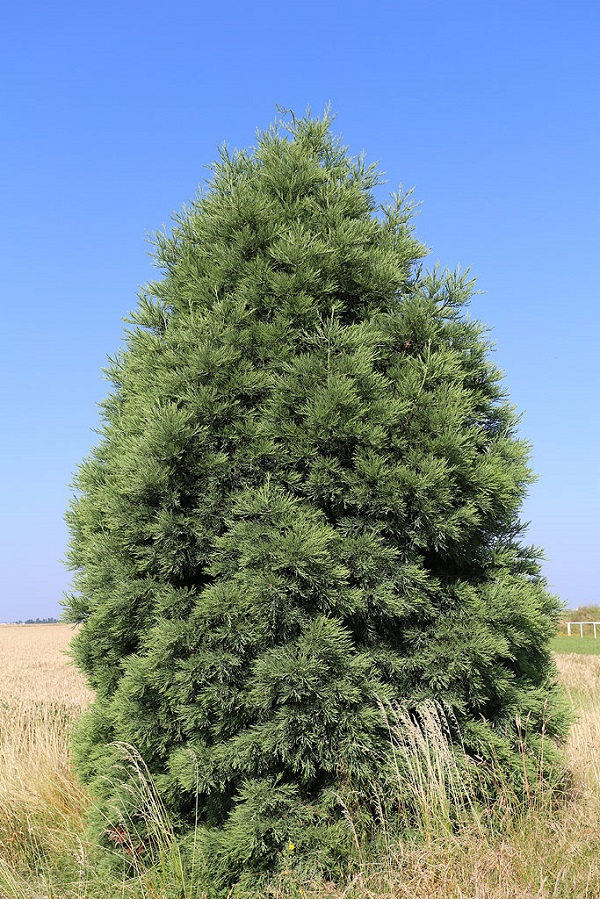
[13,617,60,624]
[562,605,600,622]
[556,605,600,635]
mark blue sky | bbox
[1,0,598,620]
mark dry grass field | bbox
[1,625,600,898]
[0,625,92,893]
[0,624,92,706]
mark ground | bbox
[1,623,600,898]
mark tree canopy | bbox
[65,110,567,889]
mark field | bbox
[2,625,600,897]
[552,633,600,655]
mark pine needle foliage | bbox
[64,110,567,889]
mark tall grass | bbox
[0,626,88,875]
[373,700,483,840]
[1,626,600,898]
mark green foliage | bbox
[64,109,567,890]
[562,605,600,622]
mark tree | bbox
[65,110,567,888]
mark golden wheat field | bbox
[2,625,600,898]
[0,625,92,891]
[0,624,92,707]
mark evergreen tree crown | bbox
[65,110,566,888]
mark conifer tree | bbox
[65,110,567,887]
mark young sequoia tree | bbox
[65,111,566,886]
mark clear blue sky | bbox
[1,0,598,621]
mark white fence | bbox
[566,621,600,638]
